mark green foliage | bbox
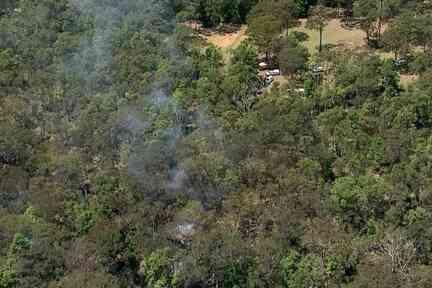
[306,4,332,51]
[53,272,120,288]
[382,11,415,59]
[329,175,390,229]
[139,249,177,288]
[280,251,323,288]
[231,41,258,69]
[334,54,389,104]
[294,0,311,17]
[277,36,310,75]
[9,233,32,254]
[354,0,402,47]
[280,250,301,286]
[223,42,260,112]
[247,14,281,56]
[223,257,256,288]
[0,233,32,288]
[1,0,432,287]
[193,0,257,27]
[66,202,97,236]
[410,52,432,74]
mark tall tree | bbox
[222,42,260,112]
[276,36,310,75]
[382,12,416,59]
[274,0,301,34]
[354,0,401,47]
[306,4,332,52]
[413,13,432,53]
[247,14,281,61]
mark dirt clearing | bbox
[400,74,418,87]
[204,25,247,50]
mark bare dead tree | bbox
[380,231,417,284]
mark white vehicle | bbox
[311,64,324,73]
[265,69,280,76]
[265,75,273,85]
[258,62,268,70]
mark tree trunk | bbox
[319,26,323,52]
[366,29,370,46]
[377,19,382,43]
[347,0,353,16]
[377,0,384,42]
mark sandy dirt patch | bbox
[204,25,248,50]
[400,74,418,87]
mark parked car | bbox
[259,62,268,70]
[392,55,413,72]
[311,64,324,74]
[265,69,280,76]
[265,75,274,85]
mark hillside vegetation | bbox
[1,0,432,287]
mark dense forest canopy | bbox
[1,0,432,287]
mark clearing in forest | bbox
[204,25,248,50]
[180,22,248,62]
[197,19,417,88]
[294,19,366,53]
[400,74,419,87]
[201,25,248,62]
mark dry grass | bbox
[294,19,367,54]
[400,74,418,88]
[293,19,402,61]
[203,25,248,62]
[205,25,247,50]
[273,75,290,86]
[196,19,418,88]
[180,22,248,61]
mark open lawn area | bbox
[294,19,366,54]
[293,19,398,60]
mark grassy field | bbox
[293,19,398,59]
[200,20,418,87]
[294,19,366,54]
[293,19,417,87]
